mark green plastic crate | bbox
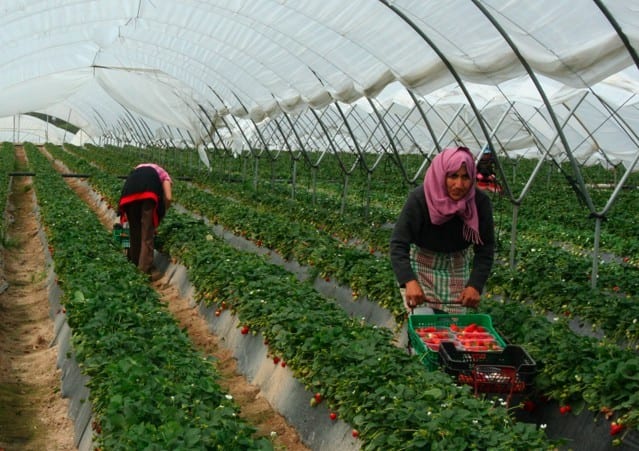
[408,313,507,371]
[112,223,130,249]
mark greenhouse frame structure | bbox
[1,0,639,285]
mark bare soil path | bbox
[0,146,75,450]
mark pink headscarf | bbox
[424,146,482,244]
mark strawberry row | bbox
[24,143,273,449]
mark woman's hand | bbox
[404,280,426,308]
[458,286,481,308]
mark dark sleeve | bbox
[467,191,495,293]
[389,187,425,287]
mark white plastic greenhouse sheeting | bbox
[0,1,638,167]
[0,116,64,144]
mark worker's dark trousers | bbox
[124,199,155,274]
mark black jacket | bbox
[389,186,495,292]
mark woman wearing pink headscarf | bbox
[390,147,495,314]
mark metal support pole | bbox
[253,157,259,190]
[291,158,297,200]
[340,175,349,216]
[311,167,317,205]
[592,216,602,289]
[365,172,372,220]
[509,204,519,270]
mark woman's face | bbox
[446,163,472,201]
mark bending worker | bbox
[118,163,172,275]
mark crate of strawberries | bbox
[408,313,536,396]
[408,313,506,370]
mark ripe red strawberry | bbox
[240,325,249,335]
[352,429,359,438]
[329,412,337,421]
[314,393,322,403]
[464,323,478,333]
[273,356,280,364]
[522,400,536,412]
[280,361,286,368]
[610,422,623,435]
[559,405,571,415]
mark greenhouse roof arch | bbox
[0,1,637,170]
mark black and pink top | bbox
[118,164,171,228]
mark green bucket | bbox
[112,223,130,249]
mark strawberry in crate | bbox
[414,326,452,351]
[451,323,503,352]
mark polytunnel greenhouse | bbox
[1,1,639,450]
